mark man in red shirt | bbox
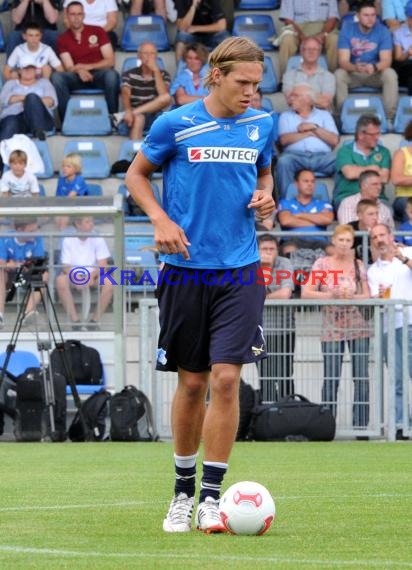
[51,0,119,121]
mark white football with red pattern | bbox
[219,481,276,535]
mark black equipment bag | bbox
[50,340,103,385]
[14,368,45,442]
[110,385,158,442]
[250,394,336,442]
[68,388,111,442]
[236,379,256,441]
[14,367,67,442]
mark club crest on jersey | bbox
[188,147,258,163]
[247,125,259,142]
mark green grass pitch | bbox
[0,441,411,569]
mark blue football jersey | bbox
[141,99,273,269]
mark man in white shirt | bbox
[367,223,412,439]
[56,216,113,331]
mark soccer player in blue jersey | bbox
[126,36,275,534]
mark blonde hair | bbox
[332,224,355,239]
[9,149,27,164]
[204,37,264,89]
[62,152,82,173]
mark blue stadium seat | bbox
[119,182,161,219]
[394,96,412,134]
[62,96,111,136]
[285,181,330,202]
[0,21,5,51]
[260,56,278,93]
[232,15,276,51]
[121,55,165,75]
[63,140,111,178]
[237,0,279,9]
[285,54,328,72]
[121,15,170,52]
[86,183,103,196]
[33,140,55,179]
[340,95,388,134]
[0,350,40,377]
[38,183,46,197]
[124,238,158,294]
[115,140,142,179]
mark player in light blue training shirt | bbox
[126,36,275,536]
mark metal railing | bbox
[138,298,412,442]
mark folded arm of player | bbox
[125,152,191,259]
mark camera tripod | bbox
[0,272,88,440]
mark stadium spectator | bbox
[118,41,172,140]
[335,1,398,121]
[333,114,391,209]
[56,216,113,330]
[257,233,295,401]
[337,169,394,228]
[0,149,40,198]
[51,0,120,122]
[302,224,371,429]
[63,0,119,48]
[170,43,209,106]
[392,1,412,92]
[348,199,379,264]
[368,223,412,440]
[129,0,167,20]
[0,217,47,327]
[56,152,88,197]
[7,0,62,56]
[390,120,412,222]
[4,22,63,81]
[276,83,339,199]
[0,57,58,141]
[173,0,230,62]
[282,37,336,111]
[277,168,334,254]
[277,0,339,77]
[398,197,412,246]
[382,0,408,30]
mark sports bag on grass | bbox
[110,385,158,441]
[50,340,103,385]
[250,394,336,442]
[68,388,111,442]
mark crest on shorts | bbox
[247,125,259,142]
[156,347,167,366]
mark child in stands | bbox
[0,150,40,198]
[56,153,88,197]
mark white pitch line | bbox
[0,546,411,568]
[0,493,411,513]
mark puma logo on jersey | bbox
[182,115,196,125]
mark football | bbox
[219,481,276,535]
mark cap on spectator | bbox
[18,55,37,69]
[406,0,412,17]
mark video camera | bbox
[6,255,49,303]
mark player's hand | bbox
[154,216,191,260]
[247,190,275,220]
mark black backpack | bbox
[110,385,158,442]
[68,389,111,442]
[50,340,103,385]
